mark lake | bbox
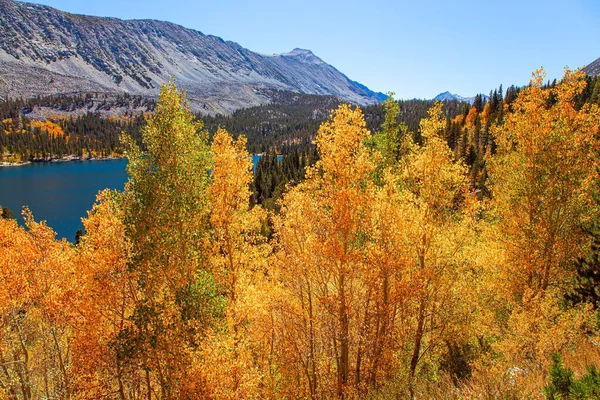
[0,155,264,241]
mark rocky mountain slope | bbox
[584,57,600,76]
[0,0,385,113]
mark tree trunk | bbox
[338,272,349,399]
[408,298,426,398]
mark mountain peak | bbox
[280,48,324,64]
[434,91,488,105]
[285,48,314,55]
[434,91,461,102]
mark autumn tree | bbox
[198,128,270,398]
[0,209,77,399]
[119,82,223,398]
[392,102,476,395]
[70,190,137,399]
[489,68,600,299]
[466,68,600,394]
[4,72,600,399]
[371,93,407,167]
[272,104,380,398]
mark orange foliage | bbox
[30,119,64,137]
[2,72,600,399]
[0,208,76,398]
[465,106,478,128]
[480,101,491,125]
[452,113,465,125]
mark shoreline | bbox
[0,155,126,167]
[1,153,277,168]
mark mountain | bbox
[0,0,386,113]
[434,92,464,102]
[584,57,600,76]
[434,91,488,105]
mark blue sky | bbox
[26,0,600,99]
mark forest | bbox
[1,68,600,399]
[0,93,154,163]
[0,88,478,162]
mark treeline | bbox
[0,90,336,161]
[0,112,146,162]
[363,97,467,137]
[2,70,600,399]
[0,88,479,164]
[0,93,154,162]
[0,92,156,115]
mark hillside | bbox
[584,56,600,76]
[0,0,385,113]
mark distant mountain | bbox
[584,57,600,76]
[434,92,466,102]
[434,91,488,105]
[0,0,386,113]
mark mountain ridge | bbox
[584,56,600,76]
[0,0,386,113]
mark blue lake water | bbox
[0,155,263,241]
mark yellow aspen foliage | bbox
[119,82,222,398]
[480,101,491,125]
[2,75,600,399]
[452,113,465,126]
[70,190,136,398]
[271,102,477,398]
[396,102,475,392]
[30,120,64,137]
[489,68,600,299]
[198,128,270,399]
[208,129,261,302]
[273,104,379,398]
[0,209,77,399]
[460,69,600,395]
